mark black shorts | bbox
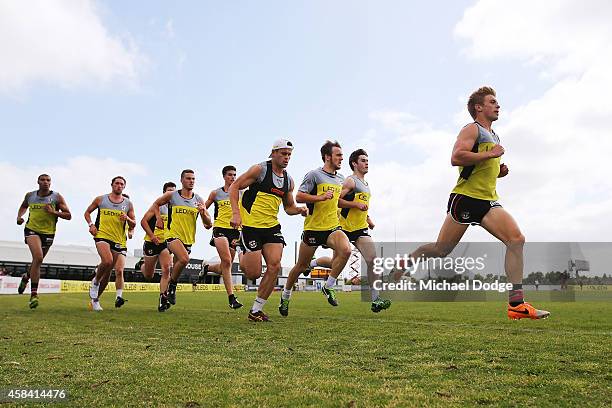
[166,237,192,254]
[302,227,343,248]
[24,227,55,250]
[342,228,370,243]
[143,240,168,257]
[447,193,502,225]
[240,225,286,252]
[94,238,127,256]
[210,227,241,250]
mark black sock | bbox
[168,281,177,293]
[509,283,524,307]
[31,281,39,297]
[228,294,236,303]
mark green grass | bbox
[1,291,611,407]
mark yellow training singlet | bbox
[339,175,370,232]
[144,204,169,242]
[95,194,132,245]
[241,161,291,229]
[213,187,237,229]
[25,190,60,235]
[166,190,203,245]
[300,168,344,231]
[452,122,501,201]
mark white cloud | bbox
[0,156,149,247]
[164,18,175,39]
[454,0,612,79]
[453,0,612,241]
[363,113,470,242]
[0,157,229,260]
[0,0,145,95]
[361,0,612,244]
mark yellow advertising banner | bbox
[60,281,244,293]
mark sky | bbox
[1,0,611,266]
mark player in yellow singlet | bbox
[402,86,550,320]
[337,149,391,313]
[16,174,71,309]
[229,139,308,322]
[84,176,136,311]
[200,165,243,310]
[280,140,352,316]
[151,169,212,306]
[139,182,176,312]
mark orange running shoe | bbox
[507,302,550,320]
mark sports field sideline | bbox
[1,291,610,407]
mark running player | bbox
[338,149,391,312]
[229,139,308,322]
[279,140,351,317]
[152,170,212,306]
[402,86,550,320]
[16,174,72,308]
[140,182,176,311]
[200,165,243,309]
[84,176,136,311]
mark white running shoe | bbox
[89,278,99,300]
[89,300,103,311]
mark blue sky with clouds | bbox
[1,1,610,264]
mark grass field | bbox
[1,291,611,407]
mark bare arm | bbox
[153,191,174,229]
[84,196,103,236]
[122,203,136,229]
[16,194,29,225]
[229,164,262,228]
[367,215,375,229]
[451,123,504,167]
[295,171,333,204]
[283,179,308,216]
[197,200,212,229]
[140,206,160,244]
[204,190,216,210]
[50,193,72,220]
[296,190,332,204]
[337,177,366,210]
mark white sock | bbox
[282,288,292,300]
[325,276,337,288]
[252,296,267,313]
[90,278,99,300]
[370,288,380,301]
[116,289,123,298]
[309,259,318,268]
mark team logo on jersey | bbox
[461,211,470,220]
[270,187,285,197]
